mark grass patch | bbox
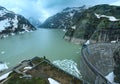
[5,72,48,84]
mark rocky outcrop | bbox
[40,5,86,29]
[0,6,36,38]
[113,46,120,83]
[90,28,120,43]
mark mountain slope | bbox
[0,6,36,38]
[40,5,86,29]
[41,4,120,43]
[28,17,41,27]
[64,4,120,43]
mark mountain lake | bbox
[0,29,81,68]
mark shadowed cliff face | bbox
[90,28,120,43]
[113,46,120,83]
[0,6,36,38]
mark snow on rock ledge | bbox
[0,63,8,71]
[105,72,117,84]
[0,71,12,81]
[48,78,60,84]
[95,13,120,21]
[24,66,32,70]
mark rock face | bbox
[65,4,120,41]
[113,46,120,83]
[0,6,36,38]
[40,5,86,29]
[90,28,120,43]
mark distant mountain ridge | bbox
[0,6,36,38]
[40,5,86,29]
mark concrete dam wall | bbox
[80,43,120,84]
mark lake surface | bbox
[0,29,81,67]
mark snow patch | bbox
[95,13,120,21]
[95,13,100,18]
[71,26,76,29]
[69,12,74,17]
[111,40,117,43]
[22,24,29,32]
[105,72,117,84]
[48,78,60,84]
[24,66,32,70]
[0,19,10,32]
[11,33,15,36]
[0,63,8,71]
[12,15,18,30]
[53,59,81,78]
[84,40,90,45]
[62,29,66,32]
[0,71,12,81]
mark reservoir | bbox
[0,29,81,67]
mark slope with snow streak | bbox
[95,13,120,21]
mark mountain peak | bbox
[40,6,86,28]
[0,6,36,38]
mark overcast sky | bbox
[0,0,119,22]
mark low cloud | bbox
[0,0,118,22]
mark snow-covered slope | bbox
[0,6,36,38]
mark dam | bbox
[80,28,120,84]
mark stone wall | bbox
[64,36,85,44]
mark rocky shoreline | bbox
[64,36,85,45]
[0,57,83,84]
